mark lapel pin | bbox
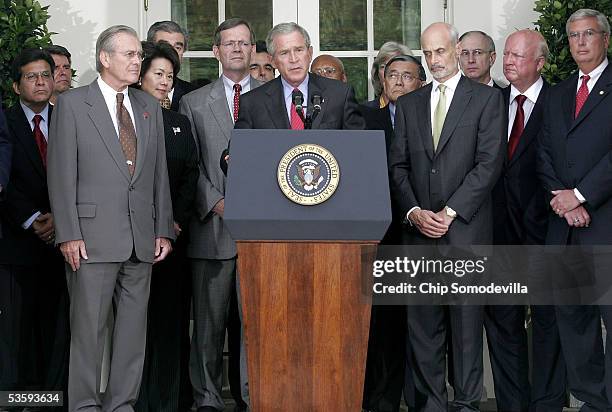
[599,90,605,95]
[172,126,181,135]
[126,160,133,166]
[143,112,149,119]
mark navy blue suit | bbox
[538,62,612,411]
[0,105,11,238]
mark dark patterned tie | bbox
[32,114,47,168]
[507,94,526,159]
[160,97,171,110]
[574,74,590,118]
[233,83,241,123]
[116,93,137,176]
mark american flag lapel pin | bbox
[143,112,149,119]
[172,127,181,135]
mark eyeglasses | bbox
[220,41,252,49]
[23,71,52,82]
[568,29,606,41]
[313,67,338,76]
[115,50,144,61]
[387,72,417,82]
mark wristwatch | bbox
[444,205,457,219]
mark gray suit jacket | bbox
[389,75,506,245]
[47,80,174,263]
[180,76,261,259]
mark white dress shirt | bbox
[222,74,252,124]
[97,77,137,137]
[388,102,396,129]
[281,74,309,121]
[507,76,544,140]
[21,102,50,229]
[407,70,462,221]
[576,58,608,94]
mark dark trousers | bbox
[485,305,566,412]
[0,261,69,408]
[407,305,484,412]
[136,238,193,412]
[228,284,248,409]
[362,305,408,412]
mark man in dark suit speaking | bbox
[388,22,505,411]
[233,22,364,131]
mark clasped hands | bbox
[550,189,590,228]
[409,208,454,239]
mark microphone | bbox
[309,94,322,127]
[292,89,304,117]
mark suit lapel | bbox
[570,64,612,133]
[436,76,471,156]
[209,78,233,142]
[85,81,131,183]
[561,73,578,132]
[9,105,46,179]
[307,75,325,129]
[130,90,150,181]
[417,84,434,161]
[265,78,290,129]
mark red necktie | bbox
[233,83,241,123]
[574,74,590,118]
[32,114,47,168]
[507,95,526,160]
[290,89,304,130]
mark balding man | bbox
[486,29,566,412]
[459,31,502,88]
[389,22,505,411]
[311,54,347,82]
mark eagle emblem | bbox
[294,159,324,191]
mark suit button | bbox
[431,168,437,174]
[568,161,575,168]
[129,185,135,191]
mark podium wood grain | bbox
[237,241,374,412]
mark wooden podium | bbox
[225,130,391,411]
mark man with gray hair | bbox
[389,22,505,411]
[233,22,364,130]
[538,8,612,410]
[459,31,501,88]
[47,24,174,411]
[148,20,197,111]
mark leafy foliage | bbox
[534,0,612,85]
[0,0,54,108]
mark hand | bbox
[32,213,55,244]
[154,237,172,263]
[435,209,455,227]
[550,189,580,217]
[409,209,449,238]
[212,198,225,217]
[173,222,182,238]
[563,206,591,228]
[60,240,88,271]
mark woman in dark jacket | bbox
[134,41,198,412]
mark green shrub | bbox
[0,0,54,108]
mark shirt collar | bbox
[97,76,128,101]
[20,101,49,125]
[579,57,609,79]
[486,78,494,87]
[222,73,251,92]
[281,74,309,102]
[509,76,544,105]
[432,70,462,93]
